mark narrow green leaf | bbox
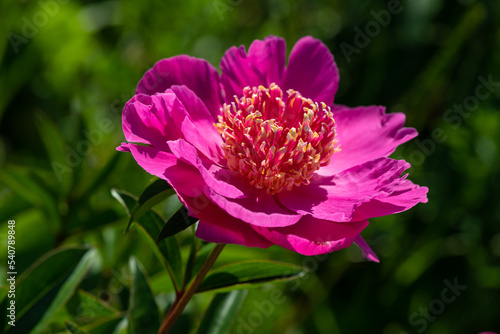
[0,287,7,305]
[197,260,305,293]
[1,166,61,232]
[126,179,174,232]
[0,167,49,208]
[66,290,120,324]
[30,248,97,333]
[133,222,182,292]
[5,246,95,333]
[112,318,129,334]
[68,208,122,233]
[157,206,198,242]
[14,246,89,320]
[111,188,136,217]
[81,316,126,334]
[0,286,8,329]
[128,257,160,334]
[197,290,248,334]
[0,190,33,222]
[35,110,72,194]
[136,179,171,204]
[78,152,122,203]
[66,321,91,334]
[112,189,183,291]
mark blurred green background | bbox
[1,0,499,333]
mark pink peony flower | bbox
[118,36,428,260]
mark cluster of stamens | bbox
[215,83,339,194]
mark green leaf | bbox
[133,222,182,292]
[197,260,305,293]
[67,208,122,233]
[14,246,88,319]
[1,166,61,232]
[78,152,122,203]
[126,179,174,232]
[0,167,49,208]
[66,290,120,325]
[197,290,248,334]
[31,248,97,333]
[6,246,96,333]
[111,188,136,217]
[157,206,198,242]
[66,321,91,334]
[128,257,160,334]
[0,286,7,304]
[82,316,126,334]
[112,189,183,291]
[0,190,33,222]
[35,110,72,194]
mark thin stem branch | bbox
[158,243,225,334]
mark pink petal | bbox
[186,196,273,248]
[136,55,223,119]
[220,36,286,101]
[122,93,181,150]
[278,158,427,222]
[118,143,206,198]
[170,85,218,124]
[352,178,429,221]
[353,235,380,262]
[205,186,302,228]
[167,139,245,199]
[281,36,339,106]
[247,36,286,85]
[166,86,224,163]
[116,143,130,152]
[124,88,223,163]
[320,105,418,175]
[179,117,224,164]
[252,216,369,256]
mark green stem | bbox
[158,243,225,334]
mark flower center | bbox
[215,83,339,195]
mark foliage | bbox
[0,0,499,333]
